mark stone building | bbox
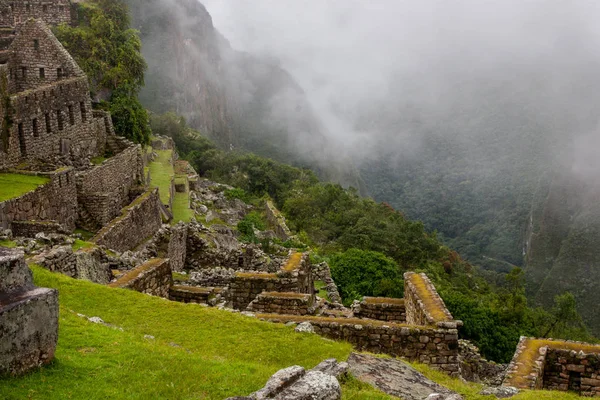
[0,19,108,169]
[0,0,72,28]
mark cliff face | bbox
[125,0,338,175]
[126,0,231,143]
[525,175,600,335]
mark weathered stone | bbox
[0,248,59,376]
[480,386,519,398]
[277,371,340,400]
[253,366,306,400]
[312,358,349,379]
[347,352,458,400]
[295,321,315,334]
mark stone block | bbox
[0,287,59,375]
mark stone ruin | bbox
[503,337,600,396]
[0,247,58,375]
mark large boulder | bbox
[347,352,462,400]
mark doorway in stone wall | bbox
[568,371,581,394]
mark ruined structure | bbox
[0,0,72,29]
[0,247,58,375]
[504,337,600,396]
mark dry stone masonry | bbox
[109,258,172,298]
[503,337,600,396]
[0,247,58,376]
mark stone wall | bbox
[109,258,172,298]
[142,223,188,272]
[542,349,600,395]
[0,168,77,231]
[504,337,600,395]
[265,200,292,241]
[92,188,162,253]
[247,292,315,315]
[0,20,108,169]
[76,145,144,228]
[353,297,406,322]
[169,285,221,304]
[312,262,342,304]
[261,314,461,377]
[10,219,67,237]
[404,272,457,328]
[0,248,58,376]
[229,272,299,310]
[30,245,112,284]
[9,0,72,28]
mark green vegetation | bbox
[0,239,17,248]
[74,228,95,241]
[172,191,193,224]
[237,211,267,242]
[90,156,107,165]
[148,149,173,205]
[72,240,95,252]
[172,272,189,283]
[0,266,394,399]
[314,280,330,300]
[150,111,597,363]
[0,173,49,202]
[330,249,404,305]
[55,0,150,145]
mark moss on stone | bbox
[364,297,405,305]
[108,258,166,288]
[506,338,600,388]
[408,273,450,322]
[283,252,302,272]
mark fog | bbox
[202,0,600,180]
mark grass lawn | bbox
[148,149,174,206]
[0,267,582,400]
[0,173,49,202]
[171,191,193,224]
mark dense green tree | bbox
[330,249,403,305]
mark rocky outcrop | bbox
[228,359,347,400]
[347,352,461,400]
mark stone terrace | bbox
[504,337,600,396]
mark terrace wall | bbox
[109,258,172,298]
[353,297,406,322]
[92,188,162,253]
[76,145,144,228]
[247,292,315,315]
[261,314,461,377]
[0,168,76,231]
[229,272,298,310]
[404,272,456,327]
[543,349,600,395]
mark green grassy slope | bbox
[0,266,582,399]
[0,267,393,399]
[0,173,50,202]
[149,149,174,206]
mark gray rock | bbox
[295,321,315,333]
[312,358,349,379]
[426,394,463,400]
[479,386,519,398]
[347,352,459,400]
[253,366,305,400]
[277,371,341,400]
